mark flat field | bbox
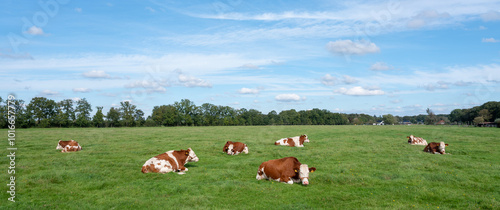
[1,125,499,209]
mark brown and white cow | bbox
[56,140,82,153]
[407,135,428,145]
[223,141,249,155]
[256,157,316,185]
[274,135,309,147]
[423,142,449,154]
[141,148,199,174]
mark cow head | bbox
[223,141,233,154]
[296,164,316,185]
[186,148,199,162]
[56,140,64,150]
[407,135,414,144]
[438,142,448,153]
[301,135,310,143]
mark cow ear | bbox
[309,167,316,172]
[445,144,449,146]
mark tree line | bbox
[1,96,499,128]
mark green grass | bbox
[1,125,499,209]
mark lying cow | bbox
[423,142,449,154]
[56,140,82,153]
[407,135,428,145]
[256,157,316,185]
[141,148,199,174]
[223,141,249,155]
[274,135,309,147]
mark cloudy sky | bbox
[1,0,499,116]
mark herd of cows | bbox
[56,134,449,186]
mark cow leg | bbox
[281,176,293,184]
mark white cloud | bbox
[178,73,212,88]
[481,10,500,21]
[342,75,358,84]
[321,74,337,86]
[145,7,155,13]
[406,10,450,29]
[326,39,380,56]
[239,63,260,69]
[125,79,168,93]
[423,81,449,91]
[370,62,394,71]
[238,88,259,94]
[82,70,111,79]
[26,26,44,35]
[482,38,499,43]
[335,86,385,96]
[73,88,92,93]
[275,93,302,102]
[40,90,59,96]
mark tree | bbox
[478,109,492,122]
[93,106,105,127]
[106,107,121,127]
[26,97,57,127]
[383,114,396,125]
[134,109,145,126]
[120,101,136,127]
[57,99,75,127]
[75,98,92,127]
[473,116,484,125]
[174,99,196,126]
[425,108,437,125]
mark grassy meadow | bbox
[1,125,499,209]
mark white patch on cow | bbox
[143,157,174,174]
[166,151,180,169]
[286,179,293,184]
[275,138,287,145]
[243,146,249,154]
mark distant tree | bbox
[174,99,196,126]
[478,109,492,122]
[26,97,57,127]
[383,114,396,125]
[120,101,136,127]
[425,108,437,125]
[106,107,121,127]
[134,109,145,126]
[93,106,105,127]
[57,99,75,127]
[473,116,484,125]
[75,98,92,127]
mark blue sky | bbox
[1,0,499,116]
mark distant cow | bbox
[274,135,309,147]
[424,142,449,154]
[141,148,199,174]
[407,135,428,145]
[56,140,82,153]
[223,141,249,155]
[256,157,316,185]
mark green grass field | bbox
[1,125,499,209]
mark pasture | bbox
[1,125,499,209]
